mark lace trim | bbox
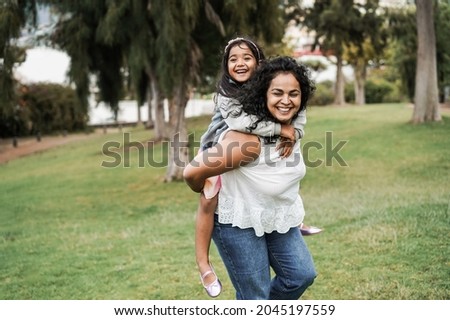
[217,195,304,237]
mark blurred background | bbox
[1,0,448,178]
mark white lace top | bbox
[216,131,306,236]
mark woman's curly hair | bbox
[233,56,315,132]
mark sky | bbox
[14,47,70,84]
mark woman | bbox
[184,56,317,300]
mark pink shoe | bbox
[203,176,221,199]
[200,264,222,298]
[300,223,323,236]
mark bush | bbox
[365,78,397,103]
[21,83,88,135]
[1,83,88,137]
[309,80,334,106]
[0,106,31,138]
[343,78,404,104]
[345,82,355,103]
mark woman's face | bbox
[266,72,302,124]
[227,43,258,83]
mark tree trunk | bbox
[353,58,366,105]
[136,104,142,126]
[145,69,155,129]
[413,0,441,123]
[148,70,167,139]
[146,86,154,129]
[153,95,166,140]
[334,55,346,105]
[164,85,189,182]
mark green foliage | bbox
[304,0,365,57]
[20,83,87,135]
[49,1,125,115]
[0,0,37,116]
[364,78,398,103]
[343,0,388,63]
[192,0,286,94]
[345,69,405,103]
[387,6,417,101]
[387,1,450,102]
[302,0,384,105]
[0,104,449,299]
[302,59,328,73]
[344,82,355,104]
[435,1,450,101]
[1,82,88,137]
[43,0,288,112]
[309,80,334,106]
[0,1,27,47]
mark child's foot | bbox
[300,223,323,236]
[199,263,222,298]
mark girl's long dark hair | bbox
[236,56,315,132]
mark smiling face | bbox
[266,72,302,124]
[227,43,258,83]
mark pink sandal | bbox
[200,264,222,298]
[300,223,323,236]
[202,176,221,199]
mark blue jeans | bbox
[212,215,317,300]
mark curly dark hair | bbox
[234,56,315,132]
[216,37,266,98]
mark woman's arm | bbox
[183,130,260,193]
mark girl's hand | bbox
[276,137,295,158]
[280,124,296,141]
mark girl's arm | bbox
[291,109,306,140]
[218,95,280,137]
[219,95,307,141]
[183,130,260,193]
[277,109,307,158]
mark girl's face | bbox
[266,72,302,124]
[227,43,258,83]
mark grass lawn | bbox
[0,103,449,300]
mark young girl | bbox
[194,37,310,298]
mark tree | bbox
[304,0,366,105]
[413,0,441,123]
[86,0,279,181]
[387,6,417,101]
[41,0,286,182]
[343,0,387,105]
[435,1,450,103]
[48,1,124,120]
[0,0,37,132]
[388,1,450,106]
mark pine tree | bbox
[0,0,37,126]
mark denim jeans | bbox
[212,215,317,300]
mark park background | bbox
[1,0,449,300]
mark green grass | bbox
[1,103,449,300]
